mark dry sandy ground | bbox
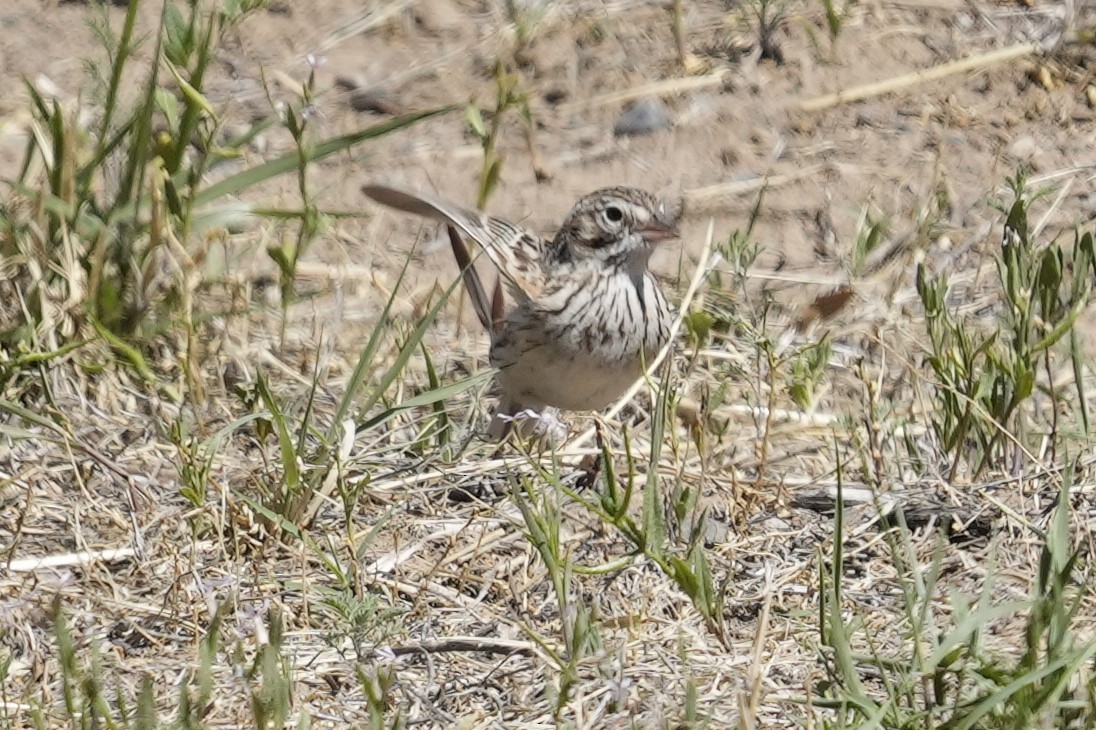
[2,0,1095,727]
[2,1,1092,295]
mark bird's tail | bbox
[446,226,505,335]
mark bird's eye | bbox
[604,206,624,223]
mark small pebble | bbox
[334,73,367,91]
[349,88,403,115]
[677,93,719,125]
[412,0,464,36]
[542,88,568,105]
[1080,193,1096,216]
[34,73,63,100]
[249,133,269,156]
[612,97,672,137]
[1008,135,1038,159]
[701,516,731,546]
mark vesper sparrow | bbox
[362,184,678,439]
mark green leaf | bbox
[949,646,1096,730]
[684,310,714,345]
[164,57,218,119]
[355,370,493,433]
[267,243,295,278]
[1079,232,1096,279]
[255,374,299,491]
[478,155,504,209]
[925,601,1030,670]
[1032,296,1088,354]
[1037,247,1062,292]
[163,2,189,65]
[823,0,842,40]
[90,318,161,388]
[356,274,466,419]
[154,88,182,132]
[669,557,700,600]
[1014,365,1035,401]
[465,102,487,139]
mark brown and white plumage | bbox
[362,183,678,440]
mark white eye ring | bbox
[603,206,624,224]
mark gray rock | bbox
[349,88,403,115]
[334,73,366,91]
[612,97,673,137]
[412,0,464,36]
[1008,135,1038,160]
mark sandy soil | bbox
[4,1,1092,296]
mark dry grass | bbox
[2,1,1096,729]
[4,183,1095,726]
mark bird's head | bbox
[553,187,679,270]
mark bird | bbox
[362,183,679,440]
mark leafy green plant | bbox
[0,0,451,396]
[248,609,294,729]
[723,0,789,63]
[507,376,729,721]
[819,0,848,58]
[916,173,1095,476]
[37,597,299,730]
[170,418,214,523]
[850,209,888,277]
[216,250,487,539]
[815,462,1095,728]
[503,0,549,69]
[789,335,832,410]
[319,581,403,661]
[357,663,403,730]
[465,61,542,211]
[522,417,730,653]
[513,478,604,719]
[264,52,327,345]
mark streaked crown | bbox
[553,187,678,255]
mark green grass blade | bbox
[164,10,216,176]
[329,247,417,439]
[96,0,140,143]
[255,375,299,491]
[109,14,164,212]
[950,646,1096,730]
[356,275,465,419]
[355,370,494,433]
[193,107,456,207]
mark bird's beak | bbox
[639,212,679,244]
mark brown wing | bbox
[362,184,547,303]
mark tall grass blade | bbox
[194,108,456,207]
